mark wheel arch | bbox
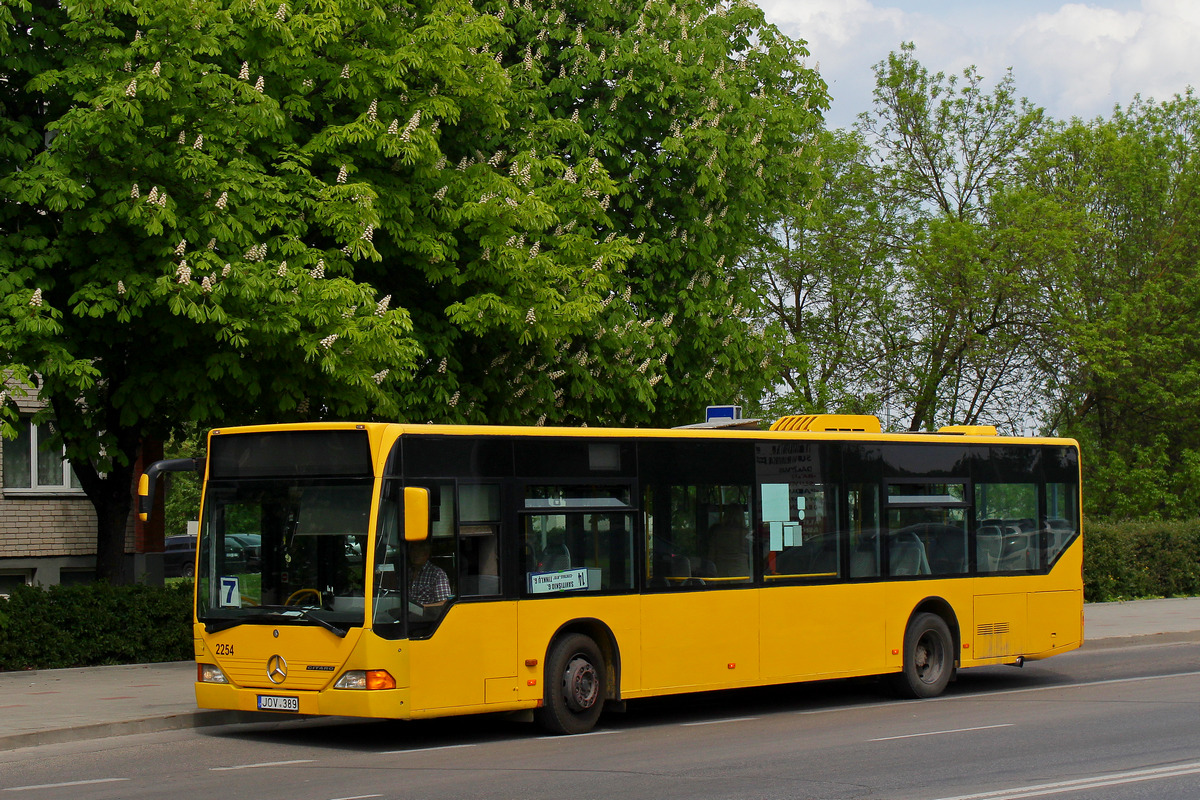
[547,618,622,701]
[909,596,961,667]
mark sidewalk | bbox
[2,597,1199,751]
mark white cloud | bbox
[757,0,905,46]
[1010,4,1145,117]
[760,0,1200,127]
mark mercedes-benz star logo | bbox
[267,654,288,684]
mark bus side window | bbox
[647,484,750,588]
[458,483,501,596]
[762,483,839,580]
[975,483,1038,573]
[460,526,500,595]
[1044,482,1079,565]
[522,511,633,594]
[848,485,881,578]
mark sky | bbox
[756,0,1200,129]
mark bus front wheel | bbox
[536,633,606,735]
[895,612,955,699]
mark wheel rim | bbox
[562,655,600,712]
[914,630,945,684]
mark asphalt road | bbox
[3,636,1198,800]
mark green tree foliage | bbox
[751,128,901,418]
[1,0,825,580]
[860,43,1049,432]
[1025,93,1200,517]
[758,44,1066,434]
[1,0,441,580]
[361,0,826,425]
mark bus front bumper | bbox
[196,681,413,720]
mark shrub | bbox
[1084,520,1200,602]
[0,582,192,671]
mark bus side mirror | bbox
[138,457,204,522]
[403,486,430,542]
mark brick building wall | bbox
[0,496,104,558]
[1,379,143,587]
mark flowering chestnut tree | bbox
[0,0,824,581]
[383,0,827,425]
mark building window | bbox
[0,571,32,597]
[2,419,83,493]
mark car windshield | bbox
[197,477,374,633]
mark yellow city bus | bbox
[138,414,1083,734]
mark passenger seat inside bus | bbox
[889,537,931,576]
[999,534,1034,571]
[540,540,572,571]
[976,526,1003,572]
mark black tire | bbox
[894,612,955,698]
[182,563,195,578]
[535,633,606,735]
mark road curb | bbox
[1080,630,1200,651]
[0,710,259,752]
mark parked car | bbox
[163,534,250,578]
[163,534,197,578]
[227,534,261,571]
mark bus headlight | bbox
[198,663,229,684]
[334,670,396,690]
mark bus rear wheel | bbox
[895,612,954,698]
[536,633,606,735]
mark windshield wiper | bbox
[203,607,347,638]
[291,608,347,638]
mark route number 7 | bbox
[220,576,242,608]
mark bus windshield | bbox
[197,477,374,634]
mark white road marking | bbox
[329,795,383,800]
[379,744,476,755]
[5,778,130,792]
[535,730,619,740]
[211,759,314,771]
[681,716,762,727]
[779,670,1200,721]
[870,723,1014,742]
[929,760,1200,800]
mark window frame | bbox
[2,418,85,496]
[519,478,639,599]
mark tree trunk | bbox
[91,462,137,584]
[51,394,141,585]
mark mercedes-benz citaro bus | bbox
[138,414,1083,734]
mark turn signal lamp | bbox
[198,663,229,684]
[334,669,396,690]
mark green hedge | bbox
[1084,520,1200,602]
[0,582,193,671]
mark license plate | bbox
[257,694,299,712]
